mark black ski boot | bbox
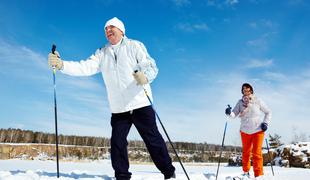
[164,172,176,179]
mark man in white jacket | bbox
[48,17,175,180]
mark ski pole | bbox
[136,76,190,180]
[265,138,274,176]
[215,105,230,180]
[51,44,60,178]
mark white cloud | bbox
[247,35,268,49]
[177,23,193,32]
[249,19,277,30]
[207,0,239,7]
[263,71,287,81]
[258,71,310,142]
[223,18,231,24]
[245,58,273,68]
[33,116,111,138]
[288,0,304,5]
[0,40,48,76]
[206,0,216,6]
[249,22,257,29]
[171,0,191,7]
[225,0,239,5]
[193,23,209,31]
[249,0,258,3]
[261,19,275,28]
[246,32,277,52]
[177,22,209,32]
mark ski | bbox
[226,175,254,180]
[223,174,255,180]
[205,173,254,180]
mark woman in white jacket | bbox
[225,83,271,179]
[48,17,175,180]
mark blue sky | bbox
[1,0,310,145]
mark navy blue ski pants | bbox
[110,105,175,180]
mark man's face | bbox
[105,25,124,45]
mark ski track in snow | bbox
[0,159,310,179]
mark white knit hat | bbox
[104,17,125,34]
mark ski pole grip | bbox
[52,44,56,54]
[51,44,57,70]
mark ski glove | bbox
[225,105,232,115]
[261,122,268,132]
[48,51,63,70]
[133,71,148,85]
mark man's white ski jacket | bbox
[61,37,158,113]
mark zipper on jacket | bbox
[114,51,117,63]
[112,46,126,110]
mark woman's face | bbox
[242,87,252,96]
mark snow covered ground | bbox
[0,159,310,180]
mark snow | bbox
[289,142,310,157]
[1,160,310,180]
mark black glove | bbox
[261,122,268,132]
[225,105,232,115]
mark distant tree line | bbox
[0,128,241,153]
[0,128,110,147]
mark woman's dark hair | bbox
[241,83,254,94]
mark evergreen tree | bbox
[268,133,283,149]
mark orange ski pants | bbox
[240,130,264,177]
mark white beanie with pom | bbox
[104,17,125,34]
